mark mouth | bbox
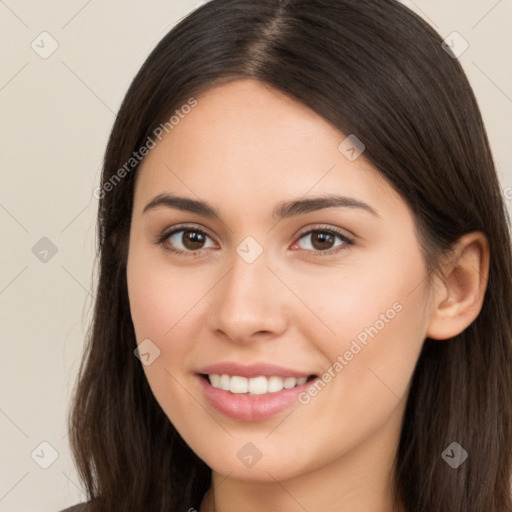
[198,373,318,395]
[196,372,320,422]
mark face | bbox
[126,79,433,482]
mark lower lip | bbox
[197,375,316,422]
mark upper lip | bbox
[196,362,317,379]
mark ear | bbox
[426,231,490,340]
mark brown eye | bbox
[159,226,216,254]
[295,228,353,254]
[180,230,207,250]
[309,231,336,251]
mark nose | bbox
[206,248,289,345]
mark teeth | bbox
[207,374,310,394]
[230,375,248,393]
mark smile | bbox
[197,373,319,421]
[206,374,313,395]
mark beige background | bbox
[0,1,510,510]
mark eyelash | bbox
[156,223,354,258]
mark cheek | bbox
[127,247,204,342]
[126,247,213,407]
[274,257,428,471]
[126,254,199,429]
[306,251,427,416]
[297,244,425,346]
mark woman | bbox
[63,0,512,511]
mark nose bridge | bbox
[224,241,273,314]
[208,239,287,341]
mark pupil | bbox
[184,231,204,249]
[313,232,333,250]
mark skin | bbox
[126,79,490,512]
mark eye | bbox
[156,224,216,256]
[291,225,354,256]
[156,223,354,257]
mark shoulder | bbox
[59,504,90,512]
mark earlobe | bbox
[426,232,490,341]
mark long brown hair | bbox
[68,1,512,510]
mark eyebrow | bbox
[142,193,381,220]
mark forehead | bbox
[133,79,404,219]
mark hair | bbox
[68,0,512,510]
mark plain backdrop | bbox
[0,1,511,510]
